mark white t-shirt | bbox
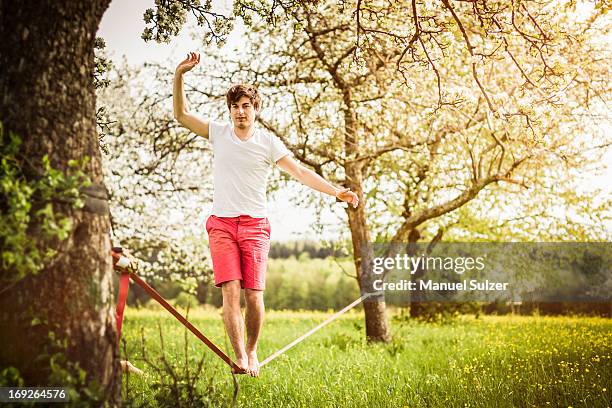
[208,121,292,218]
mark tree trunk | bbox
[344,162,390,343]
[196,280,209,304]
[0,1,118,403]
[341,86,391,343]
[406,229,429,318]
[347,204,392,343]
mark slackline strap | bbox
[114,271,241,373]
[115,273,130,343]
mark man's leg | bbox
[245,288,264,377]
[237,215,271,377]
[222,280,248,373]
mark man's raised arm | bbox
[173,52,210,139]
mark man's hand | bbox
[173,52,210,138]
[176,52,200,75]
[336,187,359,208]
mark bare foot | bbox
[247,352,260,377]
[232,357,249,375]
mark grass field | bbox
[120,307,612,407]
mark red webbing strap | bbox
[115,272,131,344]
[127,272,241,373]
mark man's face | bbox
[230,95,258,130]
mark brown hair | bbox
[226,84,261,111]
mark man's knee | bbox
[222,280,242,308]
[245,289,264,308]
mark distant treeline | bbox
[122,256,611,317]
[269,240,347,259]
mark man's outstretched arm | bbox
[173,52,210,139]
[276,155,359,208]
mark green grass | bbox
[120,307,612,407]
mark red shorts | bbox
[205,215,271,290]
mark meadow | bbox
[120,307,611,407]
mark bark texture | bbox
[0,1,119,403]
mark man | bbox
[173,52,359,377]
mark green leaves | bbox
[0,124,91,286]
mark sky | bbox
[98,0,202,67]
[97,0,611,242]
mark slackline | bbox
[115,268,375,373]
[260,292,373,367]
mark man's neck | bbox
[234,125,255,141]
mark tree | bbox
[0,0,123,400]
[192,0,610,340]
[0,0,234,401]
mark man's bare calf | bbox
[222,281,249,374]
[245,288,264,377]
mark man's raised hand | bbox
[336,188,359,208]
[176,52,200,75]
